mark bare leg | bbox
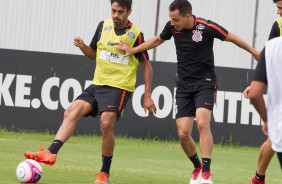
[55,100,93,142]
[100,111,117,157]
[277,152,282,170]
[196,108,213,159]
[176,117,197,157]
[256,138,275,175]
[24,100,93,165]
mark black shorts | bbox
[75,84,132,120]
[175,85,217,118]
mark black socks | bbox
[48,139,64,154]
[189,153,201,168]
[202,158,211,172]
[101,155,113,175]
[255,171,265,182]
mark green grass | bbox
[0,129,280,184]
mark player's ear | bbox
[186,13,192,19]
[127,8,132,16]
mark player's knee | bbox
[196,120,211,133]
[100,121,114,133]
[63,107,81,121]
[178,130,191,140]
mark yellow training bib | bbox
[93,19,141,92]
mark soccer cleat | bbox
[201,171,213,184]
[190,164,202,184]
[250,176,265,184]
[94,172,109,184]
[24,147,56,166]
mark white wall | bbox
[0,0,278,69]
[0,0,157,58]
[0,0,108,55]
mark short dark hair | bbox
[169,0,192,16]
[111,0,132,10]
[273,0,282,3]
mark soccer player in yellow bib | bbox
[24,0,156,183]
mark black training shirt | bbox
[160,16,228,86]
[253,48,267,84]
[90,20,149,62]
[253,19,281,84]
[269,21,280,40]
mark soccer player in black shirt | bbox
[243,0,282,183]
[116,0,260,183]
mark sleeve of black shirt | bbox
[253,48,267,84]
[159,21,173,41]
[207,20,228,41]
[133,32,150,62]
[89,21,104,50]
[268,21,280,40]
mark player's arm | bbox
[116,21,171,56]
[73,21,103,60]
[74,37,96,60]
[116,36,164,57]
[133,33,157,115]
[248,47,268,135]
[249,81,267,135]
[243,22,277,99]
[249,81,267,122]
[225,32,260,60]
[140,60,156,115]
[133,36,164,54]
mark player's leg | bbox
[94,111,117,184]
[175,91,202,184]
[95,86,132,184]
[250,138,274,183]
[277,152,282,170]
[24,99,93,165]
[257,138,274,175]
[195,107,213,183]
[99,111,117,169]
[194,87,215,184]
[176,117,203,184]
[176,117,198,157]
[24,85,96,165]
[54,99,94,142]
[196,108,213,164]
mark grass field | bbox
[0,129,280,184]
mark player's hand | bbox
[243,86,251,99]
[262,121,268,136]
[143,96,156,115]
[74,37,84,48]
[114,41,134,57]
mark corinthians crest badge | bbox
[192,30,203,42]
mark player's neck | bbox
[185,16,195,29]
[115,20,129,29]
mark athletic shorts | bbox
[175,85,217,118]
[75,84,132,120]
